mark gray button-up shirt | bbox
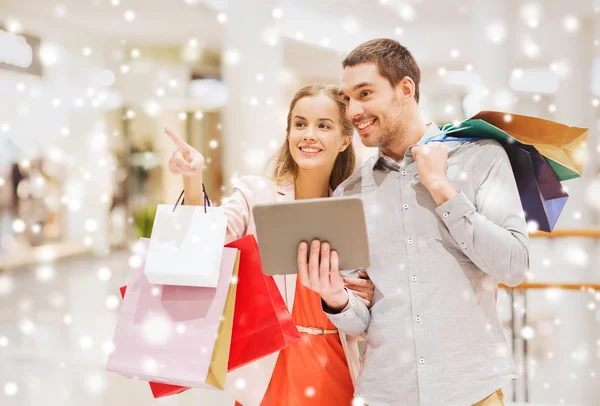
[327,124,530,406]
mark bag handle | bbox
[425,136,484,144]
[424,126,483,145]
[172,183,211,213]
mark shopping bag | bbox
[118,235,302,400]
[149,382,189,399]
[431,110,588,181]
[144,204,228,287]
[225,235,302,371]
[503,144,569,232]
[119,283,191,399]
[425,133,569,232]
[106,238,239,389]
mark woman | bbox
[166,83,374,406]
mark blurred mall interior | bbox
[0,0,600,405]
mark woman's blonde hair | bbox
[268,83,356,191]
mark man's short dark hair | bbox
[343,38,421,103]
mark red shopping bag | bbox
[118,285,191,399]
[225,234,302,371]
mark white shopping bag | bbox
[144,204,228,287]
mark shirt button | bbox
[419,357,425,364]
[412,276,417,282]
[461,243,467,249]
[443,212,449,218]
[416,316,421,322]
[401,170,407,176]
[407,238,413,245]
[403,204,409,210]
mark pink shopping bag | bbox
[106,238,239,389]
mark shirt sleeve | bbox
[220,176,261,242]
[324,170,374,335]
[435,141,530,286]
[322,289,371,336]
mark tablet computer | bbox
[252,196,370,276]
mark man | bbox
[297,38,529,405]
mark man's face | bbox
[340,63,404,148]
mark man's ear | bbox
[397,76,416,103]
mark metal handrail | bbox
[500,282,600,290]
[529,229,600,238]
[499,229,600,290]
[499,229,599,403]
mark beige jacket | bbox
[219,175,361,406]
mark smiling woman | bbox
[167,83,371,405]
[270,83,356,193]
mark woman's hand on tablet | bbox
[297,240,349,312]
[344,270,375,307]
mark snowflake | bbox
[526,220,539,232]
[106,295,119,310]
[123,10,136,22]
[235,379,246,389]
[486,21,507,44]
[141,313,173,345]
[4,382,18,396]
[79,336,93,350]
[585,180,600,210]
[545,288,562,302]
[565,247,589,267]
[352,397,366,406]
[305,387,316,397]
[35,265,56,282]
[563,15,580,32]
[521,326,535,340]
[142,357,158,374]
[103,341,115,355]
[19,318,36,335]
[224,49,241,65]
[12,219,25,233]
[86,374,106,394]
[0,275,15,296]
[0,336,9,347]
[97,267,112,281]
[129,255,143,269]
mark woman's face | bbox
[288,93,351,172]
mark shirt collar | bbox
[275,182,333,199]
[374,122,442,171]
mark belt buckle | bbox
[312,327,325,335]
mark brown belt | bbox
[296,326,338,335]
